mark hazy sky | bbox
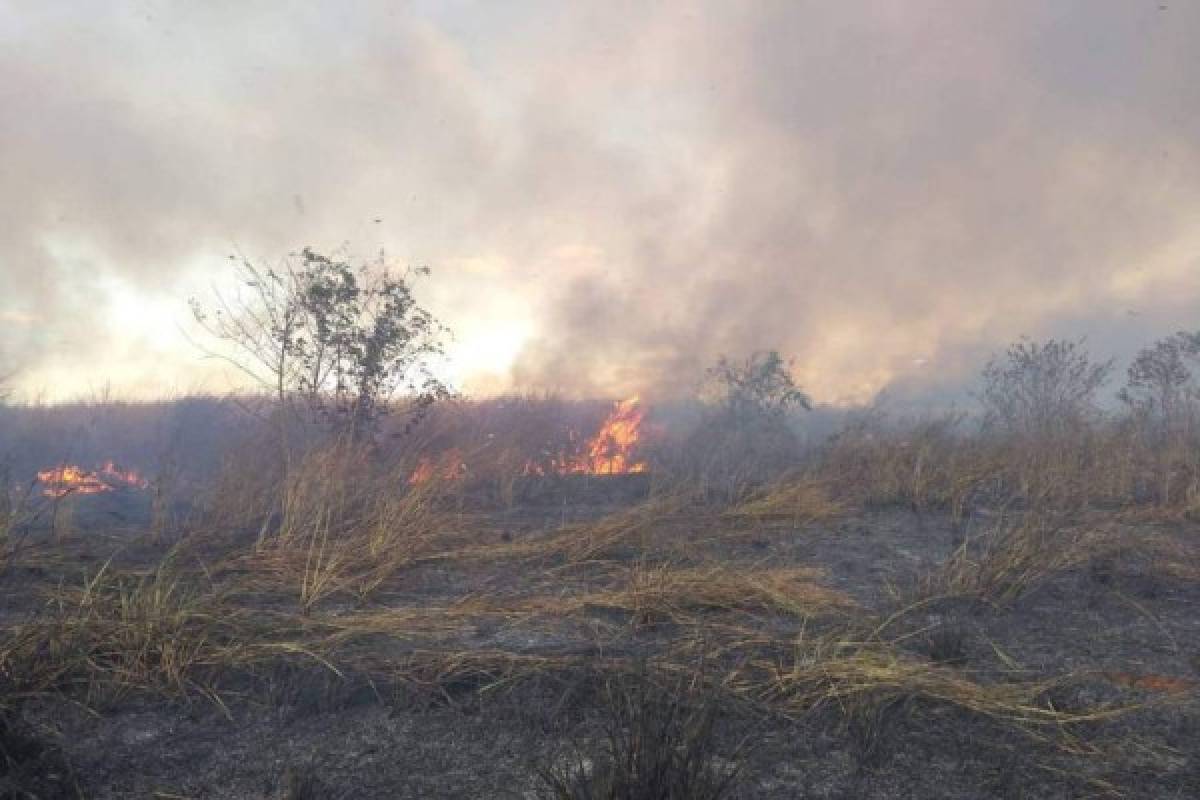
[2,1,1199,404]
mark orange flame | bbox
[407,449,467,485]
[409,397,649,484]
[527,396,648,476]
[578,396,647,475]
[37,461,149,498]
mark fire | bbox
[576,395,648,475]
[37,461,149,498]
[528,396,648,476]
[407,449,467,485]
[408,397,649,484]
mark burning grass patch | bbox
[3,434,1196,797]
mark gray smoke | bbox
[2,2,1199,403]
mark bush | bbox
[979,337,1112,440]
[680,352,811,495]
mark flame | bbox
[409,397,649,484]
[37,461,149,498]
[527,396,648,476]
[407,449,467,485]
[578,396,647,475]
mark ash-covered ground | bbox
[2,476,1198,799]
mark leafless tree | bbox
[701,350,811,427]
[1119,331,1200,435]
[979,337,1113,438]
[190,247,450,469]
[686,351,811,492]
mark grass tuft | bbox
[533,662,745,800]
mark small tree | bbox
[685,351,811,492]
[979,337,1113,438]
[191,247,449,465]
[701,350,811,427]
[1119,331,1200,433]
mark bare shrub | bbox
[972,338,1126,510]
[680,351,811,496]
[1115,332,1200,510]
[190,247,450,465]
[1119,331,1200,435]
[979,337,1113,439]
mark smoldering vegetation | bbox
[1,339,1200,798]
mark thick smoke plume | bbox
[2,2,1199,403]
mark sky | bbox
[2,1,1199,405]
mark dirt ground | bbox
[3,488,1199,799]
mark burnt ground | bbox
[2,486,1199,799]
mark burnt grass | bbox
[2,478,1199,799]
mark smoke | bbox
[2,2,1199,403]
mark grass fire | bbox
[3,329,1200,798]
[35,461,149,498]
[4,4,1200,798]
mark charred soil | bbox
[2,482,1198,799]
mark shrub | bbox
[191,247,450,459]
[681,352,811,495]
[979,337,1112,439]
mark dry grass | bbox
[725,623,1134,763]
[2,562,232,706]
[0,481,39,578]
[3,417,1195,796]
[912,512,1115,606]
[0,461,1144,735]
[539,493,694,565]
[0,556,337,713]
[207,446,468,612]
[457,492,696,567]
[546,563,856,626]
[723,475,844,526]
[820,407,1200,522]
[822,413,998,519]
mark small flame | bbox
[407,449,467,485]
[37,461,149,498]
[408,397,649,484]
